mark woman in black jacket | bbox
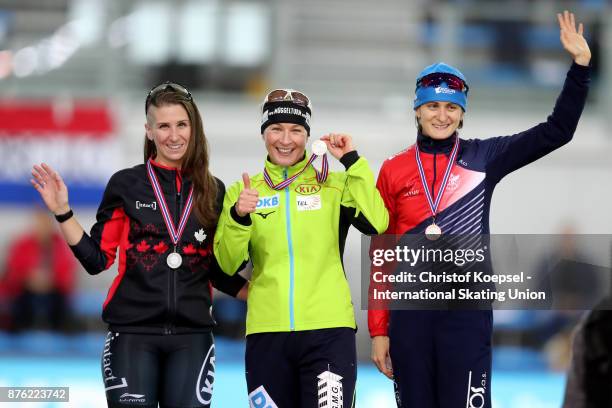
[31,82,247,407]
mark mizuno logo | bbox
[255,211,275,219]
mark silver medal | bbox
[312,140,328,156]
[167,252,182,269]
[425,223,442,241]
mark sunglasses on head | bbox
[417,73,469,93]
[263,89,311,109]
[145,81,192,112]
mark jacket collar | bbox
[148,158,187,189]
[264,154,311,181]
[149,158,181,172]
[417,132,457,154]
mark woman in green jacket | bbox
[214,89,388,407]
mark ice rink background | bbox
[0,337,566,407]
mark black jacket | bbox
[71,160,246,334]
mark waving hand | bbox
[558,10,591,67]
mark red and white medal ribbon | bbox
[263,154,328,191]
[415,137,460,238]
[146,160,194,268]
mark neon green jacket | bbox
[214,152,388,335]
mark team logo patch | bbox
[296,195,321,211]
[196,344,215,405]
[317,370,344,407]
[135,200,157,211]
[194,228,207,243]
[435,86,456,94]
[446,173,461,192]
[403,181,420,198]
[256,194,280,210]
[249,386,278,408]
[294,184,321,195]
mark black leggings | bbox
[101,331,215,408]
[246,328,357,408]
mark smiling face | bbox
[416,101,464,140]
[263,122,308,167]
[145,103,191,168]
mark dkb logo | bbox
[249,386,278,408]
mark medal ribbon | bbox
[146,160,194,246]
[263,154,328,190]
[415,137,460,219]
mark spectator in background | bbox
[562,299,612,408]
[531,224,606,371]
[561,242,612,408]
[0,207,76,332]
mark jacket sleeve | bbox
[339,151,389,235]
[213,179,252,275]
[69,171,126,275]
[368,160,395,337]
[209,178,248,293]
[483,62,590,182]
[208,257,248,297]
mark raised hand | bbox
[31,163,70,215]
[558,10,591,67]
[320,133,355,160]
[235,172,259,217]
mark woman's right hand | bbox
[235,173,259,217]
[371,335,394,379]
[31,163,70,215]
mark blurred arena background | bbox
[0,0,611,406]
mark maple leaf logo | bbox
[183,244,197,255]
[195,228,207,243]
[153,241,169,254]
[136,240,151,252]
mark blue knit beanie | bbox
[414,62,468,111]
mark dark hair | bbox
[144,91,219,229]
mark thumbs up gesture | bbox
[235,173,259,217]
